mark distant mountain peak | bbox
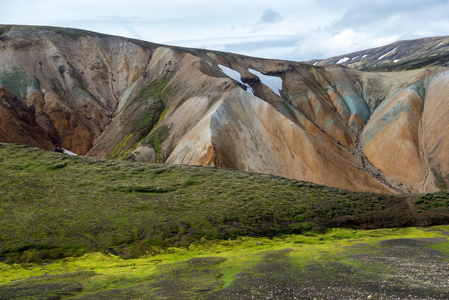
[307,36,449,71]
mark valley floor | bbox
[1,226,449,299]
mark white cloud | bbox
[2,0,449,61]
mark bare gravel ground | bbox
[210,235,449,299]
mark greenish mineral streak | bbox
[119,107,169,160]
[130,70,175,106]
[0,68,32,99]
[109,133,133,159]
[432,168,448,190]
[145,123,171,163]
[111,71,176,160]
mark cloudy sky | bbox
[3,0,449,61]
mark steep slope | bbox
[1,25,449,194]
[307,36,449,71]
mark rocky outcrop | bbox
[1,25,449,194]
[0,87,53,149]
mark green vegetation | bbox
[107,72,176,160]
[0,26,8,36]
[432,167,448,190]
[143,122,171,163]
[130,71,175,106]
[107,99,165,160]
[1,142,449,267]
[106,72,176,160]
[109,133,134,158]
[413,191,449,212]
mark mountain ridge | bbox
[1,25,449,194]
[307,35,449,71]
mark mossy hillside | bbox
[1,226,448,299]
[107,72,176,160]
[107,99,164,160]
[1,142,449,265]
[129,70,175,107]
[143,121,170,163]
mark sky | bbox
[3,0,449,61]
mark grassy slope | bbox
[1,142,449,265]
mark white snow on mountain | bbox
[248,68,283,97]
[218,64,254,95]
[336,57,350,64]
[378,47,397,60]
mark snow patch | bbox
[435,42,443,48]
[378,47,397,60]
[362,54,367,58]
[394,59,400,63]
[351,56,359,60]
[218,64,254,95]
[336,57,350,64]
[313,61,318,66]
[63,148,77,156]
[248,68,283,97]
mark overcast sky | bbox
[3,0,449,61]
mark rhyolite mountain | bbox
[1,25,449,194]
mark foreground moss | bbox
[1,226,448,299]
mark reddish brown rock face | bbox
[1,25,449,194]
[0,87,53,149]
